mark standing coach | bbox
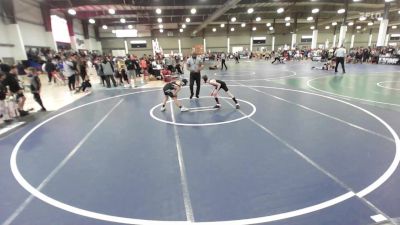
[187,52,204,99]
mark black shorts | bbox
[218,82,228,92]
[163,89,175,98]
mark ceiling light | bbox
[356,26,361,29]
[367,22,373,26]
[266,22,271,27]
[377,17,383,21]
[348,22,354,26]
[68,8,76,15]
[398,10,400,14]
[212,28,217,32]
[159,24,164,29]
[325,26,330,29]
[156,8,162,14]
[160,29,164,33]
[89,18,95,24]
[191,8,197,14]
[108,9,115,14]
[102,25,108,30]
[392,25,398,29]
[285,22,290,26]
[310,26,315,29]
[179,28,183,32]
[120,18,126,23]
[332,22,337,26]
[247,8,254,14]
[256,17,261,22]
[312,8,319,14]
[231,27,235,32]
[221,23,225,28]
[252,27,257,31]
[277,8,284,14]
[182,24,186,28]
[359,16,366,21]
[157,18,162,23]
[384,0,393,2]
[307,16,314,21]
[231,17,236,22]
[285,16,291,21]
[337,9,346,14]
[186,18,191,23]
[269,26,274,30]
[241,23,246,27]
[128,25,133,29]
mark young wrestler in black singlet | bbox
[202,75,240,109]
[161,79,189,112]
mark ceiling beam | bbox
[49,2,221,10]
[192,0,242,36]
[297,7,400,31]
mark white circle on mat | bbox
[377,81,400,91]
[9,86,400,225]
[150,96,256,126]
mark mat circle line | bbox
[307,76,400,107]
[377,81,400,91]
[9,86,400,225]
[223,70,297,81]
[150,96,256,126]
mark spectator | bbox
[44,58,57,84]
[27,67,46,112]
[63,54,77,92]
[100,57,117,88]
[1,65,28,116]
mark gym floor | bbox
[0,60,399,225]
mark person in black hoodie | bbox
[133,56,141,77]
[1,65,28,116]
[45,59,56,84]
[27,67,46,111]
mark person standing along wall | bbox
[125,54,136,86]
[27,67,46,111]
[63,55,77,92]
[100,57,117,88]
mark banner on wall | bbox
[112,50,127,57]
[51,15,70,43]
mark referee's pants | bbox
[335,57,345,73]
[190,71,201,97]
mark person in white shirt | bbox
[220,53,228,70]
[63,54,77,91]
[334,46,346,73]
[186,53,204,99]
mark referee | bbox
[186,52,204,99]
[334,45,346,74]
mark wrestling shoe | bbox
[160,106,166,112]
[180,107,189,112]
[214,104,221,109]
